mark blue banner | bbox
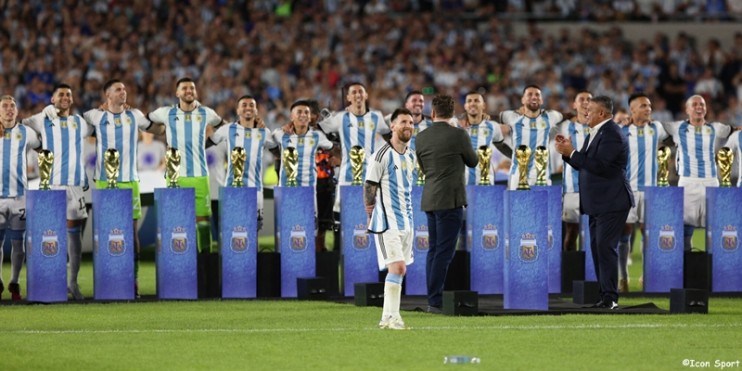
[26,190,67,303]
[92,189,135,300]
[580,214,597,281]
[406,186,427,295]
[467,185,505,294]
[504,190,548,310]
[533,185,562,294]
[274,186,315,297]
[706,188,742,292]
[155,188,197,299]
[220,187,258,298]
[643,187,684,293]
[340,185,377,297]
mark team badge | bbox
[415,225,429,251]
[170,226,188,254]
[108,228,126,256]
[519,232,538,262]
[61,120,67,128]
[41,230,60,257]
[230,225,248,253]
[114,118,122,126]
[196,115,202,123]
[185,114,191,121]
[125,117,132,125]
[290,225,307,251]
[638,128,644,137]
[722,225,738,251]
[482,224,499,250]
[357,119,365,128]
[658,225,676,251]
[4,132,10,139]
[648,128,654,135]
[353,224,369,250]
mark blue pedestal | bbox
[533,185,562,294]
[220,187,258,298]
[644,187,684,293]
[26,190,67,303]
[406,186,427,295]
[340,185,377,297]
[274,186,315,297]
[580,215,597,281]
[155,188,197,300]
[92,189,135,300]
[706,188,742,292]
[504,190,548,310]
[467,185,505,294]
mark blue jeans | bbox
[425,207,464,307]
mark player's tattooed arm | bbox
[363,181,378,217]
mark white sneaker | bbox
[378,315,408,330]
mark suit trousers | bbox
[588,209,631,303]
[425,207,464,308]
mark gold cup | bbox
[516,145,531,190]
[717,147,734,188]
[165,147,181,188]
[477,145,493,185]
[657,146,671,187]
[349,145,365,186]
[534,145,549,186]
[104,148,120,189]
[283,147,299,187]
[415,160,426,186]
[38,149,54,191]
[231,147,247,187]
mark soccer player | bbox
[0,96,40,301]
[23,84,94,300]
[460,91,508,185]
[723,129,741,187]
[364,108,416,330]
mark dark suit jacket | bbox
[415,121,478,212]
[563,120,634,216]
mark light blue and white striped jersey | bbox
[0,124,40,197]
[622,121,668,191]
[559,120,590,193]
[409,118,433,152]
[723,130,741,187]
[664,121,731,179]
[84,109,151,182]
[464,120,505,185]
[319,110,390,186]
[23,112,93,187]
[500,109,563,190]
[272,128,333,187]
[149,105,222,178]
[366,143,415,233]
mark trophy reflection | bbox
[38,149,54,191]
[657,146,671,187]
[350,145,365,186]
[477,145,492,186]
[283,146,299,187]
[717,147,734,188]
[534,145,548,186]
[104,149,120,189]
[415,160,425,186]
[515,145,531,190]
[165,147,181,188]
[231,147,247,187]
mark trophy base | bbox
[516,185,530,191]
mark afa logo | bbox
[519,232,538,262]
[547,225,554,250]
[659,225,676,251]
[231,225,249,253]
[414,225,429,251]
[41,230,60,257]
[722,225,738,251]
[170,226,188,254]
[482,224,499,250]
[290,225,307,251]
[353,224,369,250]
[108,228,126,256]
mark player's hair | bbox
[390,108,412,123]
[175,77,195,89]
[522,84,542,95]
[237,95,257,107]
[431,95,455,119]
[0,95,15,102]
[103,79,123,93]
[52,83,73,95]
[290,99,311,111]
[628,93,649,106]
[404,90,424,104]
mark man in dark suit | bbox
[415,95,478,313]
[554,96,634,309]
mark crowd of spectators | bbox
[1,0,741,133]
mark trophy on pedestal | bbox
[657,146,671,187]
[283,147,299,187]
[231,147,247,187]
[415,160,425,186]
[516,145,531,190]
[534,146,548,186]
[165,147,181,188]
[349,145,365,186]
[38,149,54,190]
[105,149,120,189]
[477,145,492,186]
[717,147,734,188]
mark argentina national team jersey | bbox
[0,124,40,197]
[664,121,731,179]
[23,112,93,187]
[559,120,590,193]
[366,143,414,233]
[319,110,390,186]
[724,131,741,187]
[464,120,505,185]
[272,128,333,187]
[211,123,277,189]
[149,105,222,178]
[622,121,668,190]
[84,109,151,182]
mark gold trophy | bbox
[477,145,492,185]
[349,145,365,186]
[717,147,734,188]
[165,147,181,188]
[534,146,549,186]
[283,146,299,187]
[515,145,531,191]
[231,147,247,187]
[104,149,120,189]
[657,146,671,187]
[38,149,54,191]
[415,160,425,186]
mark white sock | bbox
[10,237,24,283]
[383,273,403,318]
[68,227,82,286]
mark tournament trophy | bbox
[657,146,671,187]
[104,149,120,189]
[717,147,734,188]
[349,145,365,186]
[534,146,548,186]
[515,145,531,190]
[38,149,54,190]
[283,147,299,187]
[165,147,181,188]
[231,147,247,187]
[415,160,425,186]
[477,145,492,186]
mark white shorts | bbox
[678,177,718,227]
[625,191,645,224]
[562,192,581,224]
[51,185,88,221]
[0,196,27,230]
[373,229,414,271]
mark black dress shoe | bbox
[426,305,442,314]
[589,299,605,308]
[598,300,619,310]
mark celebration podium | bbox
[274,186,315,297]
[155,188,198,299]
[219,187,258,298]
[92,188,135,300]
[706,188,742,292]
[340,185,377,296]
[406,186,428,295]
[533,185,562,294]
[643,187,684,293]
[26,190,68,303]
[580,215,597,281]
[467,185,505,294]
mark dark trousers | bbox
[588,209,630,303]
[425,207,464,307]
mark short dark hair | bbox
[290,99,311,111]
[237,95,257,106]
[592,95,614,115]
[176,77,195,89]
[628,93,649,106]
[404,90,423,104]
[52,83,72,95]
[522,84,542,95]
[431,95,455,119]
[390,108,412,123]
[305,99,321,115]
[345,81,367,91]
[103,79,122,93]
